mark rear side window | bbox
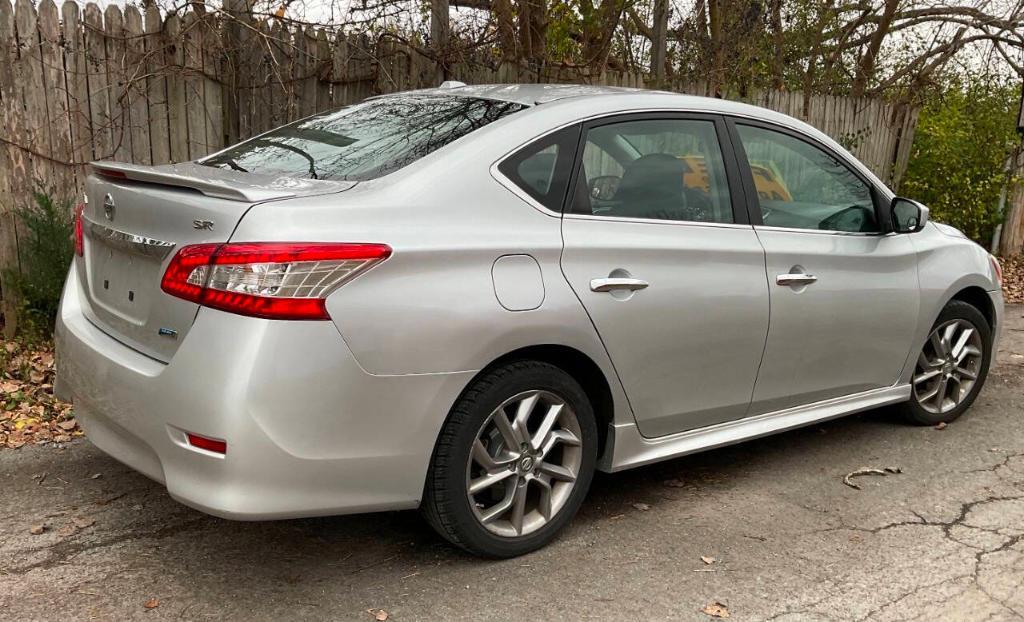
[498,126,580,212]
[201,95,526,181]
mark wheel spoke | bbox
[490,411,520,450]
[956,345,981,365]
[942,323,958,352]
[472,439,516,472]
[536,476,553,520]
[930,332,949,357]
[468,469,516,495]
[914,368,942,385]
[512,393,539,444]
[956,366,977,380]
[479,487,517,524]
[951,327,974,358]
[540,428,581,459]
[530,403,563,452]
[918,351,938,370]
[933,376,949,411]
[538,461,576,482]
[510,482,528,534]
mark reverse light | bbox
[161,242,392,320]
[73,202,85,257]
[989,254,1002,286]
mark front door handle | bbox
[590,277,650,293]
[776,273,818,286]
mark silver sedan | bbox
[56,84,1004,557]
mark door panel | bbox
[750,230,919,413]
[557,113,768,438]
[728,120,921,413]
[561,218,770,436]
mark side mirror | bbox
[891,197,929,233]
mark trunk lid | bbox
[78,161,353,362]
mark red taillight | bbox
[73,202,85,257]
[161,242,392,320]
[186,432,227,454]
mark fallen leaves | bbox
[701,555,717,565]
[935,422,948,430]
[1,339,79,449]
[367,608,389,621]
[999,255,1023,304]
[701,601,730,618]
[29,524,45,535]
[143,598,160,610]
[843,466,902,490]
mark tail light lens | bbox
[73,202,85,257]
[161,242,391,320]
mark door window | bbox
[572,119,734,224]
[735,124,878,233]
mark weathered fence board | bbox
[0,3,926,330]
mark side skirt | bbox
[601,384,911,472]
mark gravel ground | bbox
[1,307,1023,621]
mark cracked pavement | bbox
[2,307,1023,621]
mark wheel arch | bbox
[948,285,995,329]
[452,344,617,462]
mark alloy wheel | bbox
[465,390,583,538]
[912,319,984,415]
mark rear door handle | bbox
[776,273,818,286]
[590,277,649,293]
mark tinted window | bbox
[201,95,525,181]
[498,126,579,212]
[573,119,733,224]
[736,124,877,232]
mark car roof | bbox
[394,83,647,106]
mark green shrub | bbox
[2,192,75,338]
[900,76,1021,245]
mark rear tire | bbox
[422,360,598,558]
[897,300,992,426]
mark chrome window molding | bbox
[566,213,753,230]
[84,217,177,259]
[753,224,890,237]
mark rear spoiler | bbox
[90,161,352,203]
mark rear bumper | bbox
[55,268,475,520]
[989,288,1004,350]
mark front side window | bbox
[735,124,877,233]
[201,95,525,181]
[571,118,734,224]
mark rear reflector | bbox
[186,432,227,454]
[73,202,85,257]
[161,242,392,320]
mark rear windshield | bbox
[200,95,526,181]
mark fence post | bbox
[999,144,1024,256]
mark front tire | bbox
[422,361,598,558]
[898,300,992,425]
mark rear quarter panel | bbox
[227,108,632,421]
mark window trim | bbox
[563,112,751,225]
[724,116,891,235]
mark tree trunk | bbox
[431,0,450,82]
[650,0,668,86]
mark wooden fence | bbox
[0,0,920,335]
